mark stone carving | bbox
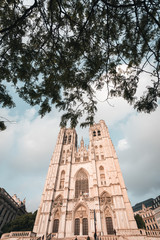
[52,195,63,209]
[100,192,112,206]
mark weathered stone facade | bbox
[33,120,139,238]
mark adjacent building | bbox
[0,188,26,233]
[133,198,160,237]
[152,196,160,229]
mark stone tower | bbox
[33,120,138,238]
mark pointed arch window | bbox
[75,171,89,198]
[98,130,101,136]
[53,219,59,233]
[53,209,60,233]
[63,135,67,144]
[93,131,96,137]
[68,135,71,144]
[59,170,65,189]
[99,166,105,185]
[82,218,88,235]
[74,218,80,235]
[106,217,114,235]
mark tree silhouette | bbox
[0,0,159,127]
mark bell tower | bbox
[33,127,77,237]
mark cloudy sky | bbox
[0,78,160,213]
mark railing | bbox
[1,233,10,239]
[146,229,160,237]
[46,235,118,240]
[101,236,118,240]
[11,232,30,237]
[1,231,36,239]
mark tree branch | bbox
[101,0,144,8]
[143,1,160,28]
[0,0,38,34]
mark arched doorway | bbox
[104,208,114,235]
[53,210,60,233]
[51,195,63,234]
[74,205,88,236]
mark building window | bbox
[99,166,105,185]
[74,218,80,235]
[82,218,88,235]
[98,130,101,136]
[75,171,89,198]
[93,131,96,136]
[101,155,104,160]
[59,170,65,189]
[106,217,114,235]
[53,219,59,233]
[63,135,67,144]
[68,135,71,144]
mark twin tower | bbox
[33,120,139,239]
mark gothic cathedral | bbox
[33,120,138,238]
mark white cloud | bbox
[0,107,61,212]
[117,138,130,151]
[95,94,134,127]
[116,107,160,206]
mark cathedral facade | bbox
[33,120,139,239]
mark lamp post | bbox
[94,210,97,240]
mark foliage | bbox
[0,211,37,236]
[0,116,16,131]
[134,214,146,229]
[0,121,6,131]
[0,0,160,127]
